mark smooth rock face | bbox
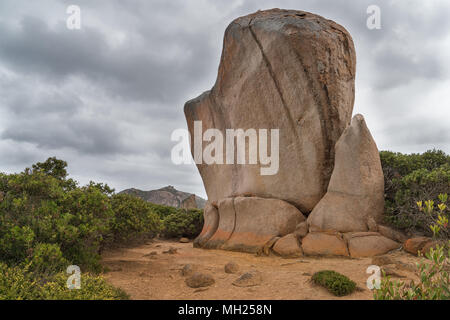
[346,234,401,258]
[307,114,385,233]
[302,232,349,257]
[184,9,356,213]
[272,234,303,258]
[203,197,305,253]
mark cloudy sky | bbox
[0,0,449,198]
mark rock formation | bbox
[196,197,305,253]
[184,9,356,213]
[307,114,385,233]
[120,186,206,209]
[185,9,399,258]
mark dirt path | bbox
[101,239,420,300]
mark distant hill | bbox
[119,186,206,209]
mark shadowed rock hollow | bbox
[184,9,401,258]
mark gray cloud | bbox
[0,0,449,198]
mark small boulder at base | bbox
[262,237,280,256]
[180,237,190,243]
[377,225,408,243]
[224,262,239,274]
[302,232,349,257]
[293,222,308,238]
[181,264,198,277]
[232,271,263,287]
[272,234,303,258]
[347,234,401,258]
[186,273,215,288]
[403,237,432,256]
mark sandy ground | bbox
[101,239,421,300]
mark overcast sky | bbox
[0,0,449,198]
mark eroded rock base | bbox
[195,197,305,254]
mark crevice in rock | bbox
[224,197,238,244]
[293,48,333,192]
[247,18,301,146]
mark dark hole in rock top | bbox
[296,13,306,17]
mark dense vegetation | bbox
[0,157,203,300]
[0,262,129,300]
[380,149,450,238]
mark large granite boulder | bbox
[185,9,386,257]
[184,9,356,213]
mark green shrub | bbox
[374,242,449,300]
[0,225,35,265]
[148,202,180,218]
[24,243,69,275]
[0,157,161,274]
[161,208,203,239]
[0,262,129,300]
[311,270,356,296]
[110,194,161,243]
[58,184,115,273]
[380,150,450,237]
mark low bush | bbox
[161,208,203,239]
[311,270,356,296]
[0,262,129,300]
